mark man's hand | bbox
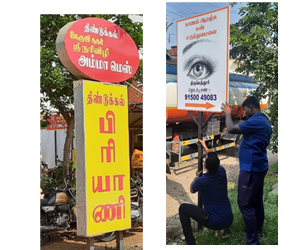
[190,170,202,193]
[199,137,206,148]
[199,137,209,154]
[221,101,231,115]
[196,170,202,177]
[221,101,242,134]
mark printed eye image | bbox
[182,39,218,80]
[185,56,217,79]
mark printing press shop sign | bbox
[74,80,131,237]
[177,6,230,112]
[56,17,139,83]
[46,114,68,130]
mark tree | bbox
[229,2,278,153]
[40,14,143,179]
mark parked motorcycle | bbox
[40,173,143,246]
[40,174,76,246]
[130,174,143,227]
[97,174,144,243]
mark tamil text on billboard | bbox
[177,6,230,112]
[74,80,131,237]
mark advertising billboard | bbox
[56,18,140,83]
[74,80,131,237]
[177,7,230,112]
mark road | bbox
[41,227,143,250]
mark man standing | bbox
[221,96,272,245]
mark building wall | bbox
[40,129,73,169]
[229,58,254,76]
[171,46,177,56]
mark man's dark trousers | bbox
[238,169,268,245]
[179,203,210,245]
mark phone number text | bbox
[184,94,217,101]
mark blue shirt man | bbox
[178,140,233,245]
[238,112,272,172]
[221,96,272,245]
[191,165,233,230]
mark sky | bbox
[166,2,247,49]
[129,14,144,59]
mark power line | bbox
[207,2,226,9]
[180,2,198,15]
[166,15,175,21]
[169,2,193,15]
[167,3,241,23]
[178,2,193,15]
[166,10,185,18]
[168,2,184,13]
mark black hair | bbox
[242,96,260,110]
[205,152,220,175]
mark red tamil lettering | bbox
[113,174,125,191]
[92,175,110,193]
[101,138,115,163]
[99,110,115,134]
[92,195,126,223]
[116,195,125,219]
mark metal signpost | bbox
[197,111,203,218]
[177,7,230,229]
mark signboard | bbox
[177,6,230,112]
[46,114,68,130]
[74,80,131,237]
[56,18,140,83]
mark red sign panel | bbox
[46,114,68,130]
[56,18,140,83]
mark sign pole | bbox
[87,237,95,250]
[54,130,57,166]
[197,111,203,230]
[116,231,124,250]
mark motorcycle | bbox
[97,175,144,243]
[130,173,143,227]
[40,174,77,246]
[40,173,143,246]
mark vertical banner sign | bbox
[177,6,230,112]
[74,80,131,237]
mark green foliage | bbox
[41,15,75,114]
[262,95,278,153]
[40,116,49,129]
[194,162,278,245]
[229,3,238,8]
[230,3,278,153]
[41,161,76,193]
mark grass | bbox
[194,162,278,245]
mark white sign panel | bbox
[177,6,230,112]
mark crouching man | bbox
[178,139,233,245]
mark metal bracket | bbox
[187,111,214,130]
